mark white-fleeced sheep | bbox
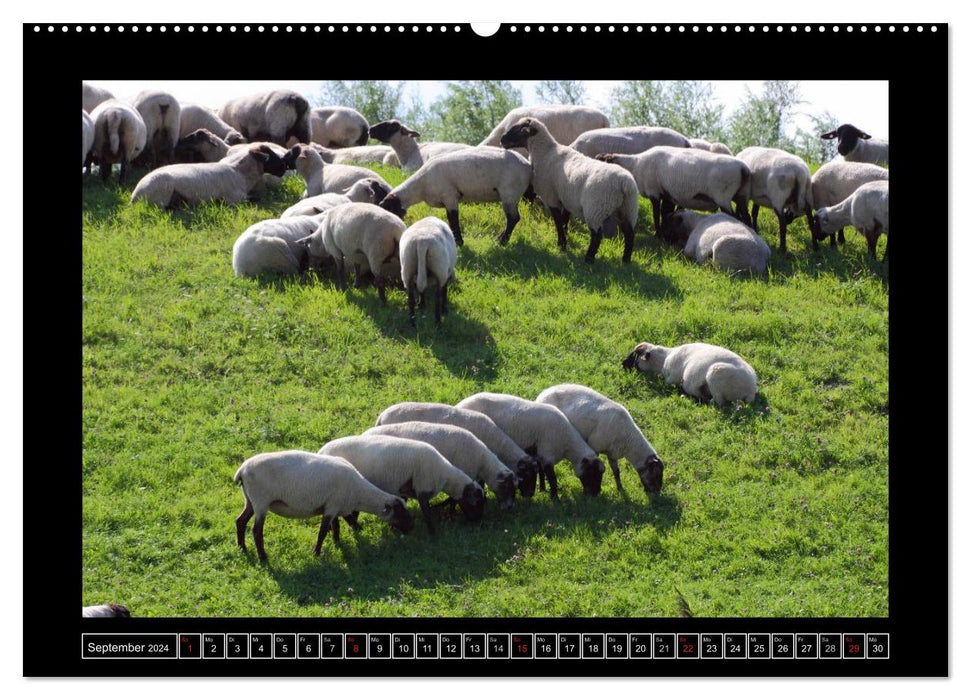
[280,179,389,217]
[232,214,330,277]
[535,383,665,495]
[179,103,246,144]
[570,126,691,158]
[735,146,814,253]
[398,216,458,326]
[689,138,733,155]
[318,435,486,534]
[284,144,391,198]
[234,450,414,561]
[623,342,759,405]
[810,160,889,246]
[661,211,771,274]
[130,145,286,208]
[89,99,147,185]
[311,142,394,166]
[364,421,518,509]
[175,128,230,163]
[820,124,889,166]
[455,392,605,501]
[597,146,752,233]
[298,202,406,303]
[82,604,131,618]
[481,105,610,149]
[82,82,115,114]
[131,89,182,167]
[500,118,640,263]
[378,146,531,246]
[815,180,889,261]
[82,110,94,167]
[310,106,370,147]
[218,89,311,147]
[368,120,471,174]
[375,402,542,498]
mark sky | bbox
[88,79,889,139]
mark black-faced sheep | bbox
[810,161,889,246]
[735,147,814,254]
[132,89,182,167]
[310,106,370,147]
[820,124,889,166]
[218,89,311,147]
[399,217,458,326]
[815,180,889,261]
[284,144,391,198]
[661,211,771,274]
[570,126,691,158]
[179,103,246,144]
[368,120,471,174]
[232,214,330,277]
[480,105,610,149]
[82,604,131,618]
[89,99,147,185]
[623,342,758,406]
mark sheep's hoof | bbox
[496,235,509,246]
[584,254,596,264]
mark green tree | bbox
[535,80,588,105]
[316,81,405,126]
[793,110,841,165]
[428,81,522,144]
[725,80,803,153]
[608,80,724,140]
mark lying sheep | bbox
[130,145,286,208]
[456,392,605,501]
[225,140,291,191]
[82,110,94,167]
[375,402,541,497]
[82,82,114,114]
[536,383,664,494]
[175,128,230,163]
[815,180,889,261]
[378,146,531,246]
[623,342,758,405]
[310,106,369,147]
[735,147,814,254]
[284,144,391,198]
[364,421,518,509]
[368,120,471,173]
[132,89,182,167]
[89,99,147,185]
[689,138,733,155]
[597,146,752,233]
[234,450,414,561]
[311,142,394,166]
[82,604,131,618]
[280,179,389,217]
[299,202,406,303]
[218,89,311,147]
[570,126,691,158]
[481,105,610,150]
[398,217,458,326]
[821,124,889,166]
[661,211,771,274]
[232,214,330,277]
[500,118,640,264]
[318,435,486,534]
[179,103,246,144]
[810,160,889,246]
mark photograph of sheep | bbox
[82,78,889,618]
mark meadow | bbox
[82,164,888,617]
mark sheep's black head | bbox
[369,120,420,143]
[623,342,658,373]
[257,145,288,177]
[378,193,407,219]
[514,456,539,498]
[639,455,665,494]
[499,118,537,149]
[820,123,872,156]
[494,472,517,510]
[659,210,692,246]
[385,499,415,534]
[369,179,391,204]
[107,604,131,618]
[578,456,605,496]
[282,145,301,170]
[458,483,486,522]
[225,130,247,146]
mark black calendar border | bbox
[24,21,948,678]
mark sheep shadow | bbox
[618,369,771,425]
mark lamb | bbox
[175,128,230,163]
[318,435,486,534]
[480,105,610,149]
[378,146,531,246]
[218,89,311,147]
[82,110,94,167]
[368,120,471,174]
[622,341,758,406]
[364,421,518,509]
[660,211,771,274]
[810,161,889,246]
[82,604,131,618]
[310,106,370,147]
[310,142,394,166]
[280,179,390,217]
[284,144,391,198]
[132,89,182,167]
[82,82,114,114]
[130,145,286,208]
[535,383,664,494]
[234,450,414,561]
[398,217,458,326]
[569,126,691,158]
[455,392,605,501]
[298,202,406,303]
[597,146,752,233]
[89,99,147,185]
[375,402,542,497]
[179,103,246,144]
[500,118,640,263]
[232,214,330,277]
[735,147,814,254]
[688,138,733,156]
[815,180,889,261]
[820,124,889,166]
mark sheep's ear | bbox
[859,131,872,140]
[820,130,837,140]
[403,127,421,138]
[250,150,269,164]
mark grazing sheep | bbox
[284,144,391,198]
[500,118,640,263]
[311,142,394,166]
[735,147,814,253]
[661,211,771,274]
[810,161,889,246]
[480,105,610,149]
[597,146,752,233]
[132,90,182,167]
[318,435,486,534]
[218,89,311,147]
[820,124,889,166]
[280,179,389,217]
[570,126,691,158]
[232,214,330,277]
[175,128,230,163]
[89,99,147,185]
[378,146,531,246]
[398,217,458,326]
[179,103,246,144]
[82,604,131,618]
[368,120,471,173]
[82,110,94,167]
[689,138,733,155]
[536,383,664,494]
[375,402,542,497]
[815,180,889,261]
[234,450,414,561]
[298,202,406,303]
[623,342,758,406]
[82,82,114,114]
[456,392,605,501]
[364,421,518,510]
[310,106,370,147]
[130,145,286,208]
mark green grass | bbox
[82,164,888,617]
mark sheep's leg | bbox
[334,257,347,291]
[417,493,437,535]
[235,498,254,551]
[406,281,418,327]
[441,283,449,314]
[837,228,846,244]
[605,455,622,491]
[446,208,464,247]
[882,234,888,263]
[435,285,445,327]
[750,204,760,232]
[620,219,635,264]
[550,207,569,250]
[313,516,332,555]
[734,195,752,226]
[498,202,520,245]
[776,209,788,254]
[119,159,130,187]
[344,511,362,531]
[83,154,93,176]
[865,227,880,260]
[829,231,838,247]
[331,517,342,547]
[806,212,819,251]
[544,462,560,502]
[649,197,662,234]
[584,226,604,263]
[375,277,388,305]
[100,152,111,182]
[253,514,268,562]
